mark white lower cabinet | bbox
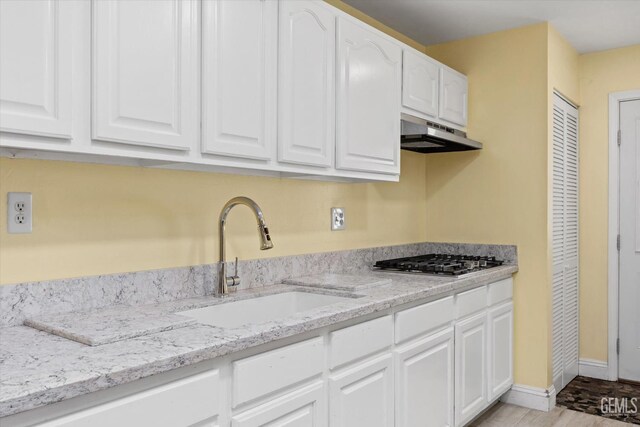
[488,301,514,402]
[232,382,326,427]
[8,279,514,427]
[40,370,221,427]
[329,354,394,427]
[395,327,454,427]
[455,311,488,427]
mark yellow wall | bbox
[578,44,640,362]
[0,0,430,285]
[425,23,551,389]
[0,152,427,284]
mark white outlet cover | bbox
[331,207,345,231]
[7,192,32,233]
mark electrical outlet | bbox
[331,207,345,231]
[7,192,32,233]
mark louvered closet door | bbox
[552,93,579,393]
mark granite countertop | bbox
[0,265,517,418]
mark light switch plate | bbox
[7,192,32,233]
[331,207,345,231]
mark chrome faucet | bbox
[218,197,273,294]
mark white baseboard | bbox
[579,358,610,380]
[501,384,557,412]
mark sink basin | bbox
[177,291,353,329]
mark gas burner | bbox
[373,254,504,277]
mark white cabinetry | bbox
[232,382,325,427]
[0,0,73,139]
[39,370,220,427]
[336,17,401,175]
[278,0,335,168]
[488,301,514,401]
[92,0,198,151]
[439,67,468,127]
[201,0,277,160]
[402,49,439,119]
[329,354,394,427]
[395,327,454,427]
[455,311,488,427]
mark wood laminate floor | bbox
[470,402,633,426]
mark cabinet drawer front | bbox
[233,337,324,407]
[42,370,220,427]
[395,296,454,344]
[330,315,393,369]
[456,286,487,319]
[488,278,513,306]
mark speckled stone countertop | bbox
[0,265,517,418]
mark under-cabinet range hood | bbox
[400,113,482,153]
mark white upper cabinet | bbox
[439,67,468,127]
[202,0,277,161]
[278,1,335,168]
[92,0,198,151]
[336,17,401,175]
[402,49,439,119]
[0,0,72,139]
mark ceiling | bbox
[342,0,640,53]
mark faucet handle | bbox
[234,257,239,278]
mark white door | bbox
[395,327,454,427]
[439,67,467,127]
[329,354,393,427]
[278,1,335,168]
[202,0,277,160]
[336,17,401,175]
[487,302,514,401]
[551,94,579,392]
[619,98,640,382]
[92,0,198,151]
[232,382,325,427]
[455,311,487,427]
[402,50,439,119]
[0,0,73,139]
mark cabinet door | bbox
[0,0,72,139]
[329,354,393,427]
[402,50,439,119]
[232,382,325,427]
[336,18,401,175]
[455,311,487,427]
[278,1,335,168]
[439,67,468,127]
[395,327,454,427]
[92,0,198,151]
[202,0,277,160]
[488,301,514,402]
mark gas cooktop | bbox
[373,253,505,277]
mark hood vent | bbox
[401,113,482,153]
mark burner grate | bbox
[373,253,504,276]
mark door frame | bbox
[607,89,640,381]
